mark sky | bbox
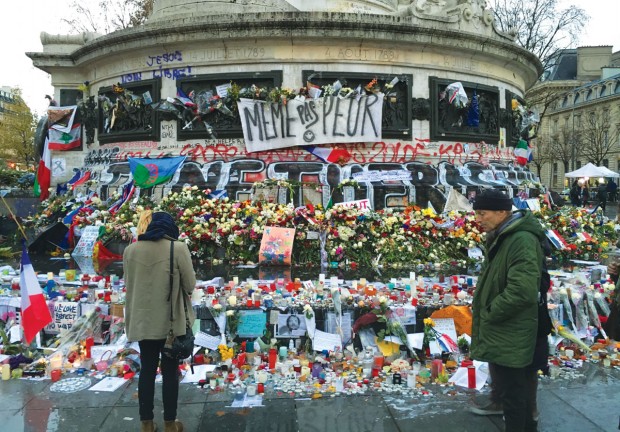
[1,0,619,115]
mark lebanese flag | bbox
[33,138,51,201]
[48,123,82,150]
[305,145,351,164]
[19,243,52,344]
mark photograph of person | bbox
[276,313,307,337]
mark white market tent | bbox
[596,165,620,178]
[564,162,619,178]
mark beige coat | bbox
[123,239,196,342]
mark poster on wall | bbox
[258,226,295,266]
[238,94,384,152]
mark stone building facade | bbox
[529,46,620,190]
[27,0,541,210]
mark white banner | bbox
[238,93,384,152]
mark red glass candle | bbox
[247,299,253,307]
[253,300,261,308]
[84,336,94,358]
[371,368,380,378]
[257,383,265,393]
[194,354,204,364]
[467,366,476,389]
[268,348,277,370]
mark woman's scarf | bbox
[138,212,179,241]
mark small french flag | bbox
[546,229,568,250]
[304,145,351,164]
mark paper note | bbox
[312,329,342,352]
[180,364,216,384]
[194,331,221,351]
[89,377,128,392]
[237,310,267,338]
[406,333,424,350]
[90,345,123,362]
[450,363,488,390]
[375,339,401,356]
[432,318,458,344]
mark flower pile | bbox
[25,186,617,268]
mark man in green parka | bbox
[470,189,544,432]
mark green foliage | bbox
[0,88,37,169]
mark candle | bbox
[407,372,416,388]
[233,276,239,285]
[246,384,257,396]
[47,272,54,280]
[228,295,237,307]
[279,346,288,359]
[301,366,311,377]
[467,366,476,389]
[410,272,415,285]
[330,277,339,288]
[257,370,268,383]
[51,369,62,382]
[2,364,10,380]
[319,274,325,283]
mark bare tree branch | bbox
[489,0,588,75]
[62,0,153,34]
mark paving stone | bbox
[200,399,297,431]
[296,395,399,432]
[101,402,204,432]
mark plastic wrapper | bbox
[444,82,468,108]
[594,292,611,316]
[560,290,577,332]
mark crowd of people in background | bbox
[569,178,617,211]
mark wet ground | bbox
[0,361,618,432]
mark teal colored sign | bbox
[237,310,267,338]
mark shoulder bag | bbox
[163,240,195,361]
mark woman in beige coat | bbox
[123,212,196,432]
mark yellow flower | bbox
[423,318,435,327]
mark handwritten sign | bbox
[333,199,371,211]
[72,226,100,257]
[238,94,383,152]
[432,318,458,343]
[237,310,267,338]
[194,331,222,351]
[312,329,342,352]
[46,301,79,333]
[352,170,412,182]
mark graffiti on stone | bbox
[83,138,532,211]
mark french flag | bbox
[19,242,52,344]
[70,171,91,189]
[304,145,351,164]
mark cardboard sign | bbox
[237,310,267,338]
[259,226,295,266]
[45,301,79,333]
[238,93,383,152]
[72,226,100,257]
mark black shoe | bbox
[468,401,503,416]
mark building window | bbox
[576,161,582,169]
[552,162,558,186]
[603,159,609,167]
